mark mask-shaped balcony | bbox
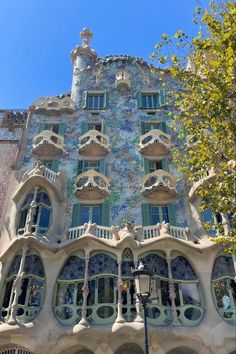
[115,71,131,93]
[139,129,171,157]
[74,169,110,201]
[33,130,64,158]
[78,130,109,157]
[141,169,177,202]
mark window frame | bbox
[82,91,108,111]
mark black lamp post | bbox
[131,262,154,354]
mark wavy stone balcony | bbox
[139,129,171,157]
[74,169,110,201]
[115,71,131,93]
[30,96,75,115]
[141,169,177,202]
[78,130,109,157]
[33,130,64,158]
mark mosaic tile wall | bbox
[24,58,187,229]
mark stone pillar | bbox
[24,186,39,236]
[115,257,125,323]
[7,244,28,324]
[79,249,90,326]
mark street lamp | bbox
[131,262,154,354]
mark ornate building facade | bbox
[0,28,235,354]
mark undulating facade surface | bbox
[0,29,235,354]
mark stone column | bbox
[115,256,125,323]
[7,244,28,324]
[79,249,90,326]
[166,250,179,325]
[133,259,143,323]
[24,186,39,236]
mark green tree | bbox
[151,0,236,252]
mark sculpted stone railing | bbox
[30,96,75,115]
[67,220,191,242]
[0,348,33,354]
[78,130,110,157]
[21,161,65,201]
[141,169,177,202]
[74,169,110,201]
[139,129,171,156]
[115,70,131,92]
[33,130,64,158]
[186,129,213,149]
[189,167,216,200]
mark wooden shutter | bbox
[168,204,176,225]
[141,122,146,134]
[72,203,81,227]
[137,92,142,109]
[103,92,108,109]
[81,122,88,134]
[143,158,150,173]
[78,160,85,175]
[159,89,165,106]
[142,204,150,226]
[99,158,106,174]
[162,158,169,172]
[38,123,45,133]
[51,160,59,173]
[160,122,167,133]
[82,91,88,108]
[101,200,109,226]
[58,123,66,136]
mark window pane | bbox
[87,280,95,305]
[28,278,44,307]
[19,208,28,229]
[99,95,104,109]
[160,280,171,306]
[142,95,147,109]
[56,283,75,305]
[181,283,200,306]
[18,278,29,305]
[94,96,98,109]
[38,207,50,228]
[98,277,114,303]
[150,207,160,224]
[81,206,90,224]
[147,95,153,108]
[162,206,169,223]
[3,279,14,308]
[92,206,101,224]
[76,283,83,306]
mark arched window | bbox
[87,252,118,324]
[0,250,45,324]
[171,253,204,325]
[54,251,85,325]
[139,252,170,325]
[18,187,51,236]
[121,248,136,322]
[212,254,235,325]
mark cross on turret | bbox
[80,27,93,47]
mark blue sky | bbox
[0,0,210,109]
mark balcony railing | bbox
[141,169,177,202]
[74,169,110,201]
[20,161,65,202]
[67,223,189,241]
[139,129,171,157]
[189,168,216,200]
[33,130,64,158]
[78,130,109,157]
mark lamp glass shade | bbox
[132,267,154,297]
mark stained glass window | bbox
[171,256,197,280]
[89,253,118,276]
[0,250,45,324]
[212,255,236,325]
